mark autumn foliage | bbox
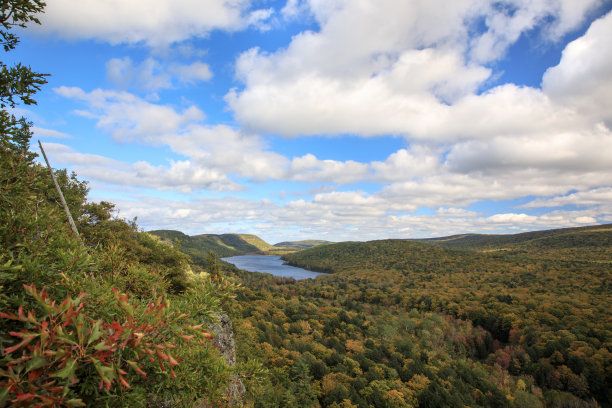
[0,284,214,407]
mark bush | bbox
[0,284,214,407]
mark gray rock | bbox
[150,313,246,408]
[207,313,246,407]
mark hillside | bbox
[274,239,331,249]
[415,223,612,261]
[2,139,237,405]
[275,225,612,406]
[149,230,275,263]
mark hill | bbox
[148,230,275,263]
[415,223,612,262]
[274,239,331,249]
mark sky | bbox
[10,0,612,244]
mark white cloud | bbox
[542,10,612,126]
[100,191,607,243]
[38,0,272,46]
[545,0,605,39]
[370,146,440,182]
[288,154,369,184]
[55,86,206,144]
[54,87,290,183]
[446,126,612,174]
[169,62,213,84]
[228,0,602,138]
[281,0,308,20]
[223,2,612,231]
[106,57,172,92]
[106,58,213,91]
[575,216,597,224]
[246,8,275,31]
[56,82,612,212]
[42,142,241,193]
[467,0,601,63]
[522,187,612,208]
[32,126,71,139]
[486,213,538,225]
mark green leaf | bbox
[87,319,103,346]
[51,358,77,380]
[25,354,45,372]
[92,358,116,383]
[65,399,86,407]
[0,386,10,406]
[94,341,111,351]
[75,313,85,343]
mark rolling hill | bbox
[414,223,612,262]
[148,230,275,263]
[273,240,331,249]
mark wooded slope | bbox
[149,230,275,261]
[277,226,612,406]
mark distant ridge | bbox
[282,223,612,272]
[274,240,331,249]
[148,230,274,264]
[413,223,612,260]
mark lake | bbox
[221,255,325,280]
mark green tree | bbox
[1,0,47,146]
[289,358,320,407]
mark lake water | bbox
[221,255,325,280]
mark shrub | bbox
[0,284,213,407]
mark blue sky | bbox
[11,0,612,243]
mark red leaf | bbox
[119,377,130,389]
[12,392,37,402]
[0,311,18,320]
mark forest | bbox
[222,226,611,407]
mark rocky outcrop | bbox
[209,313,237,366]
[150,313,245,408]
[207,313,245,406]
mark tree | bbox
[1,0,47,178]
[1,1,47,103]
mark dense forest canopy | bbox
[216,225,611,407]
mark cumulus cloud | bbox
[38,0,273,46]
[288,154,369,184]
[100,190,608,243]
[46,2,611,240]
[106,57,172,92]
[522,187,612,208]
[56,81,612,213]
[54,87,292,184]
[281,0,309,20]
[227,0,602,138]
[370,146,440,182]
[32,126,71,139]
[106,58,213,92]
[169,62,213,84]
[223,1,612,234]
[468,0,600,63]
[42,142,242,192]
[542,10,612,126]
[55,86,206,144]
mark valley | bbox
[203,225,611,407]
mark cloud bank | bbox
[38,0,612,241]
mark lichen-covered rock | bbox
[207,313,245,406]
[209,313,237,366]
[150,313,245,408]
